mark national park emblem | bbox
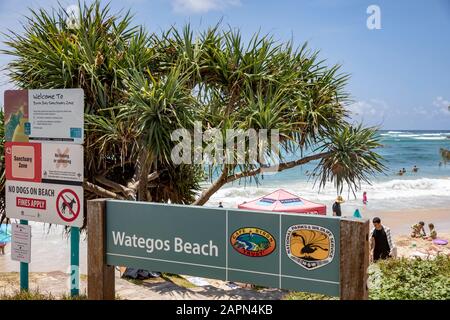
[285,224,335,270]
[230,227,276,257]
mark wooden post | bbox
[340,217,370,300]
[87,199,115,300]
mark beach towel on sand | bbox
[433,239,448,245]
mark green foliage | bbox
[313,124,386,195]
[1,0,385,207]
[1,1,202,206]
[369,256,450,300]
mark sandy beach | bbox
[353,207,450,236]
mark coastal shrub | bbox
[369,255,450,300]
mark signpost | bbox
[4,89,84,296]
[12,221,31,291]
[87,200,370,300]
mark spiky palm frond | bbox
[312,125,386,195]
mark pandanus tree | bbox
[0,1,385,222]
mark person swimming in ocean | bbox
[412,165,419,173]
[397,169,404,176]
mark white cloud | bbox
[433,96,450,115]
[170,0,241,14]
[347,99,390,126]
[348,100,386,117]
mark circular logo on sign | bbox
[230,227,276,257]
[285,224,335,270]
[56,189,80,222]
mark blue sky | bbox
[0,0,449,130]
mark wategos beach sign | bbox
[87,200,370,300]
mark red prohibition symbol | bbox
[56,189,80,222]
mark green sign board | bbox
[105,200,340,296]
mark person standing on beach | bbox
[370,217,395,261]
[332,196,345,217]
[363,192,368,205]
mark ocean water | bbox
[206,130,450,213]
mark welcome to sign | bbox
[104,201,344,297]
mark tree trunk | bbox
[134,149,152,201]
[193,167,229,206]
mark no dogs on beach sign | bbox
[4,89,84,227]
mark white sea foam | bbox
[397,134,420,137]
[381,131,450,140]
[413,136,447,141]
[204,177,450,212]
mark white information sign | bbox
[11,223,31,263]
[41,143,84,184]
[28,89,84,143]
[5,181,84,227]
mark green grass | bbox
[283,291,337,300]
[0,290,55,300]
[0,290,116,300]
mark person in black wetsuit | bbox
[370,217,395,261]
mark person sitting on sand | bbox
[410,221,426,238]
[425,223,437,240]
[412,165,419,173]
